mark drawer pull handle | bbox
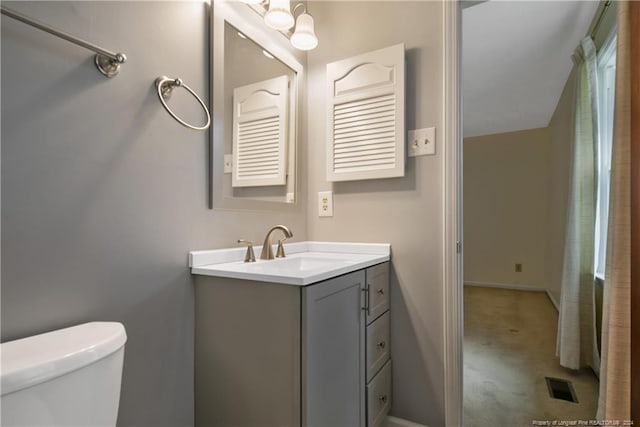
[377,341,386,349]
[378,394,388,403]
[377,288,385,295]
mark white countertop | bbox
[189,241,390,286]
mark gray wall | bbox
[1,2,306,426]
[305,2,445,425]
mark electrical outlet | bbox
[318,191,333,217]
[408,127,436,157]
[515,263,523,273]
[223,154,233,174]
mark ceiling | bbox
[462,1,600,138]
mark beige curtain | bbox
[556,36,600,372]
[596,0,632,421]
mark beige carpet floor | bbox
[464,286,599,427]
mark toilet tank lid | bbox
[1,322,127,396]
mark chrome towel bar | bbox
[155,76,211,131]
[0,6,127,78]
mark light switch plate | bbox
[408,127,436,157]
[318,191,333,217]
[223,154,233,174]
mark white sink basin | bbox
[238,254,354,273]
[189,242,390,285]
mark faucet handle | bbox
[237,239,256,263]
[275,239,287,258]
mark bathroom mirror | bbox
[211,2,304,210]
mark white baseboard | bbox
[386,415,429,427]
[545,289,560,312]
[464,281,546,292]
[464,281,560,312]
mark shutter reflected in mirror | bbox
[233,75,289,187]
[326,44,405,182]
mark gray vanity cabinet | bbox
[194,262,390,427]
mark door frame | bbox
[631,0,639,421]
[443,1,463,426]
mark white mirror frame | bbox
[211,1,304,210]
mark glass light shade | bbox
[264,0,294,31]
[290,12,318,50]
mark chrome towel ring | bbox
[155,76,211,131]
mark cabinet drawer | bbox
[366,359,391,427]
[366,311,390,382]
[366,263,389,324]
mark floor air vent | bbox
[545,377,579,403]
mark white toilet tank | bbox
[1,322,127,427]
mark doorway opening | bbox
[460,1,617,425]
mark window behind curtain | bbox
[594,30,617,279]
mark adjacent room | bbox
[462,1,630,425]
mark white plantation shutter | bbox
[326,44,405,182]
[232,75,289,187]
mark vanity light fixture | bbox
[264,0,294,31]
[239,0,318,51]
[290,4,317,51]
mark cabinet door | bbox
[232,75,289,188]
[302,270,366,427]
[326,44,405,182]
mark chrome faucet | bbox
[260,225,293,260]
